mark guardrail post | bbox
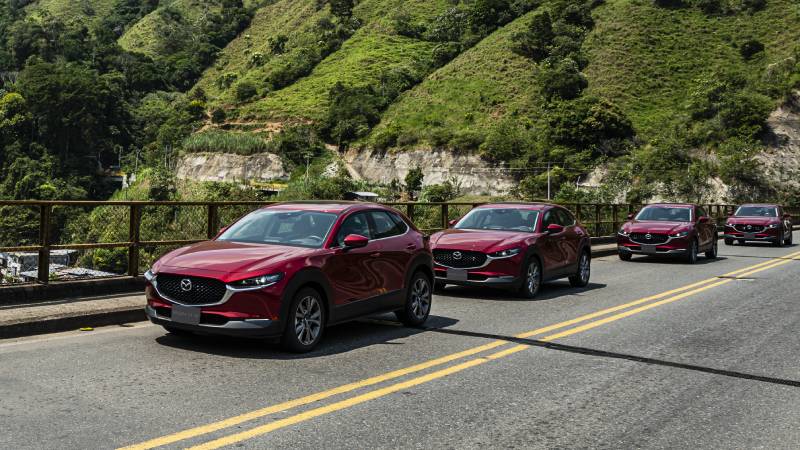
[406,204,414,222]
[37,204,51,284]
[576,204,582,223]
[441,204,449,230]
[612,204,618,231]
[128,204,141,277]
[595,204,601,236]
[207,204,219,239]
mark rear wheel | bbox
[618,251,632,261]
[705,238,718,259]
[569,251,591,287]
[685,239,698,264]
[519,258,542,299]
[282,288,325,353]
[724,238,733,246]
[396,272,432,326]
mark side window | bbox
[334,212,371,246]
[542,210,557,230]
[556,209,575,226]
[370,211,407,239]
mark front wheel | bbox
[685,239,698,264]
[396,272,432,326]
[724,238,733,246]
[773,229,784,247]
[705,238,718,259]
[786,230,793,245]
[569,251,591,287]
[619,251,632,261]
[282,288,325,353]
[518,258,542,299]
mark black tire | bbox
[685,239,698,264]
[737,239,745,245]
[434,280,447,292]
[786,230,793,245]
[705,238,718,259]
[281,287,325,353]
[618,251,632,261]
[724,238,733,246]
[163,325,192,336]
[569,250,591,287]
[773,233,783,247]
[518,257,542,299]
[396,271,432,326]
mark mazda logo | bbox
[180,279,192,291]
[747,225,752,230]
[645,233,652,240]
[452,251,462,260]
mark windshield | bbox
[734,206,777,217]
[635,207,692,222]
[455,208,539,233]
[217,209,337,248]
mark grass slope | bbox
[26,0,116,24]
[584,0,800,138]
[365,11,541,149]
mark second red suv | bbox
[617,203,717,264]
[143,202,433,352]
[723,204,793,246]
[429,203,592,299]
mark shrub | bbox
[431,42,462,67]
[424,7,468,42]
[545,96,635,152]
[479,120,529,162]
[449,130,485,151]
[268,35,288,55]
[717,90,774,139]
[740,0,766,12]
[234,80,257,102]
[323,83,382,146]
[739,39,765,60]
[210,108,226,124]
[538,58,588,100]
[393,12,425,38]
[405,167,424,196]
[371,127,399,151]
[216,72,237,89]
[512,10,554,62]
[422,181,460,202]
[267,126,325,166]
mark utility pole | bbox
[547,161,551,201]
[304,152,312,185]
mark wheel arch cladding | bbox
[282,268,334,326]
[405,253,434,289]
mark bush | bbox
[372,127,399,151]
[422,181,460,202]
[210,108,226,124]
[718,90,774,139]
[740,0,766,12]
[267,126,325,166]
[393,12,425,38]
[323,83,382,146]
[479,120,529,162]
[538,58,588,100]
[449,130,485,151]
[234,80,257,102]
[405,167,424,197]
[512,10,554,62]
[739,39,765,60]
[545,96,635,152]
[424,7,468,42]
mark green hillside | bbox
[26,0,116,24]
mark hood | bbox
[725,216,780,226]
[154,240,317,278]
[625,220,691,234]
[430,229,535,253]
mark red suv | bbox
[429,203,591,299]
[144,202,433,352]
[617,203,717,264]
[723,204,793,246]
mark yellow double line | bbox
[121,249,800,450]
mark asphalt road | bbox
[2,232,799,449]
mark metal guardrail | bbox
[0,200,793,285]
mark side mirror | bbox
[627,213,635,220]
[545,224,565,234]
[784,213,791,219]
[699,216,710,224]
[343,234,369,249]
[448,219,458,227]
[214,225,230,239]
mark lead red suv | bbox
[429,203,592,299]
[723,204,793,246]
[617,203,717,264]
[144,202,433,352]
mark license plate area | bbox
[171,304,201,325]
[743,233,756,239]
[641,244,657,254]
[447,269,468,281]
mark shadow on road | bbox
[153,314,458,359]
[437,281,607,303]
[625,256,728,265]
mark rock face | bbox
[761,90,800,191]
[343,147,516,195]
[176,152,289,183]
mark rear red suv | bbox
[617,203,717,264]
[144,202,433,352]
[429,203,592,298]
[723,204,793,246]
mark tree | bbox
[538,58,588,100]
[323,82,382,149]
[512,10,554,61]
[405,167,424,199]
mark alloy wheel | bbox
[410,277,431,320]
[526,261,540,294]
[294,295,322,346]
[579,253,590,283]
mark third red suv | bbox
[617,203,717,264]
[723,204,793,246]
[429,203,591,299]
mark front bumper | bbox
[433,253,522,287]
[617,235,691,256]
[723,226,780,241]
[617,245,687,255]
[145,304,283,338]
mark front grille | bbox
[734,224,764,232]
[629,233,669,244]
[156,274,227,305]
[433,250,487,268]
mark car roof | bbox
[264,201,378,214]
[643,203,695,208]
[477,202,556,211]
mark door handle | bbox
[406,244,417,250]
[370,252,381,258]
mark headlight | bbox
[489,248,521,258]
[144,269,156,282]
[725,222,733,227]
[618,228,629,236]
[228,273,284,290]
[766,223,779,229]
[670,231,689,238]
